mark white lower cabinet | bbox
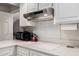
[0,46,53,56]
[0,46,15,56]
[0,46,28,56]
[16,46,51,56]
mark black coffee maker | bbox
[15,31,32,41]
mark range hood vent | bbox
[23,8,54,21]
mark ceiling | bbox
[0,3,19,13]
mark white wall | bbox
[13,12,23,32]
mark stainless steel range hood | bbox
[23,8,54,22]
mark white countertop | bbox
[0,40,79,56]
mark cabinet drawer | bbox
[0,50,9,55]
[17,54,26,56]
[30,50,48,56]
[17,46,28,53]
[17,46,26,51]
[17,46,29,56]
[0,52,9,56]
[17,54,23,56]
[17,50,27,55]
[0,46,15,56]
[0,47,11,52]
[0,52,12,56]
[17,53,26,56]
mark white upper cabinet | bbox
[54,3,79,24]
[27,3,38,13]
[38,3,53,10]
[20,3,38,14]
[20,4,28,14]
[0,11,13,40]
[20,3,35,27]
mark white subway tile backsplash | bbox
[33,20,61,43]
[33,21,79,47]
[61,30,79,40]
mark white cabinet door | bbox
[54,3,79,24]
[0,46,15,56]
[38,3,53,10]
[1,22,9,40]
[20,3,38,14]
[0,22,2,40]
[20,3,28,14]
[30,50,48,56]
[20,3,28,26]
[20,3,35,27]
[17,46,29,56]
[0,12,13,40]
[2,22,9,34]
[27,3,38,13]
